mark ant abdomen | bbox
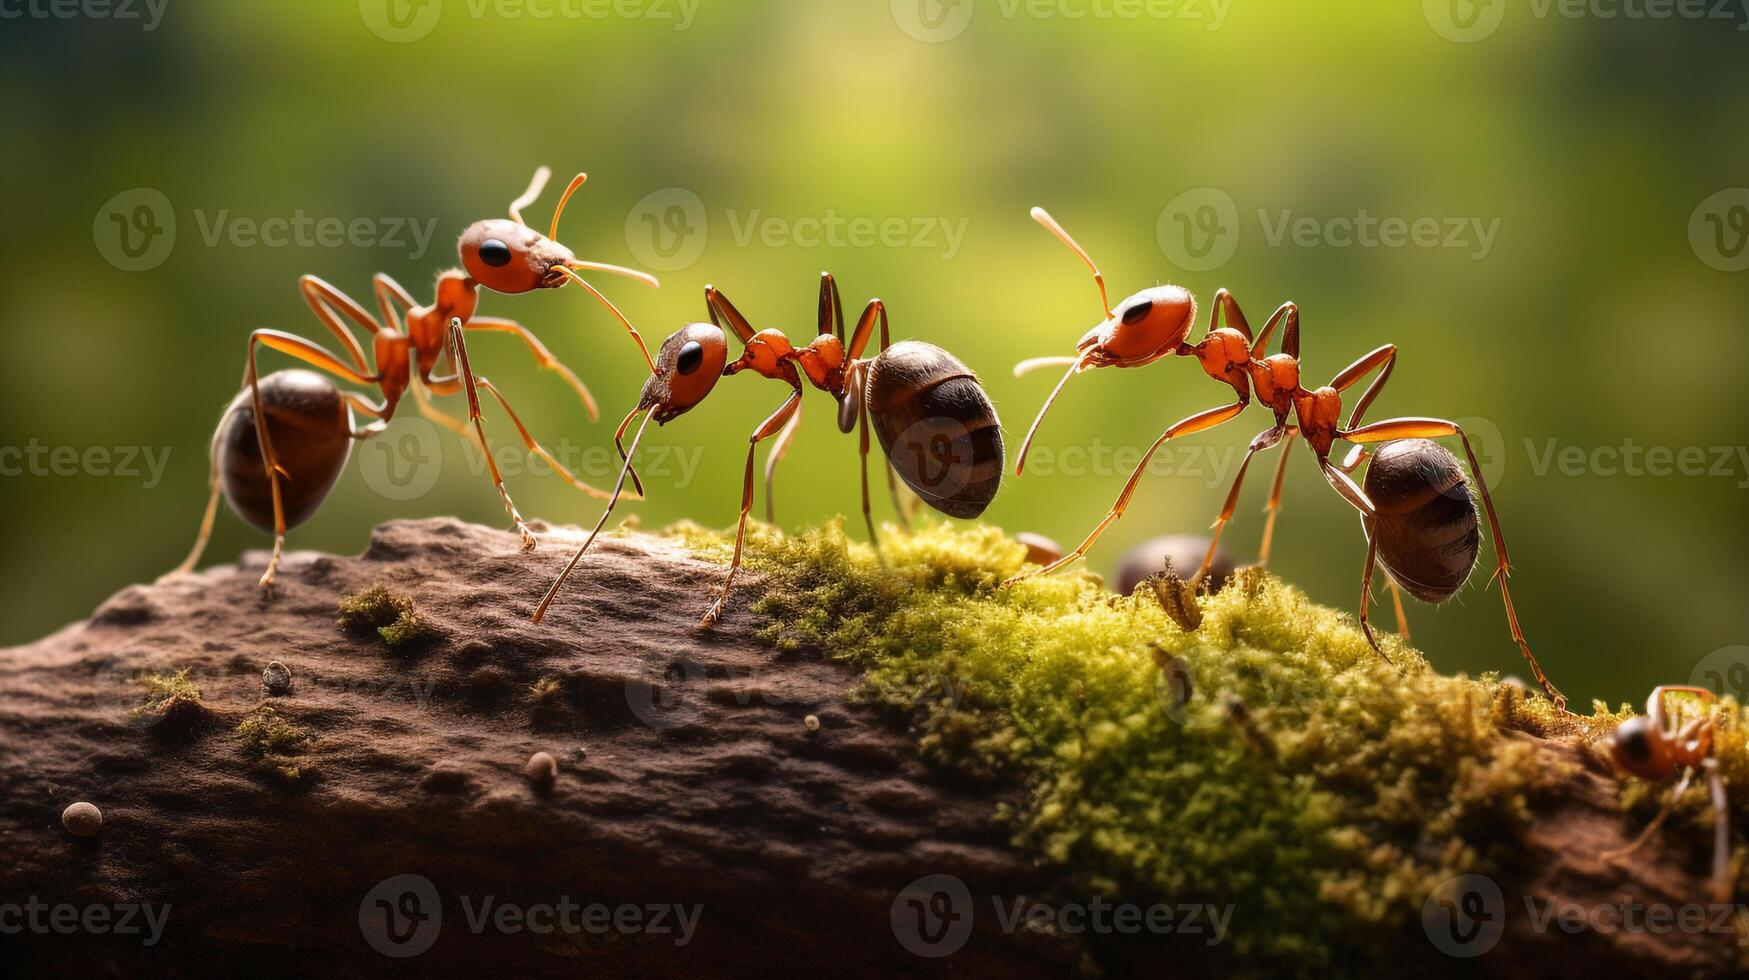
[865,340,1004,519]
[1361,438,1480,603]
[215,369,353,534]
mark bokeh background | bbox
[1,1,1744,706]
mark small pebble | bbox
[804,714,821,732]
[262,661,293,695]
[524,751,558,785]
[62,802,103,837]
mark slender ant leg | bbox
[701,388,805,629]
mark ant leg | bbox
[1359,536,1393,665]
[372,273,417,333]
[1003,399,1247,586]
[1206,288,1254,343]
[1248,302,1299,359]
[701,389,804,629]
[1256,426,1298,567]
[762,398,802,524]
[297,275,385,375]
[472,377,622,501]
[466,316,600,423]
[410,371,478,441]
[705,285,758,343]
[1388,581,1412,642]
[445,319,537,551]
[1707,760,1731,905]
[1194,423,1288,584]
[165,430,225,578]
[870,319,913,529]
[818,271,845,341]
[858,385,878,547]
[1341,416,1563,710]
[244,329,379,587]
[1601,767,1696,862]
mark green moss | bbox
[338,585,438,648]
[236,705,312,782]
[668,518,1741,974]
[132,668,203,723]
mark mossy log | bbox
[0,517,1743,978]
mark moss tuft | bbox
[666,517,1744,973]
[338,585,439,648]
[132,668,205,728]
[236,705,312,782]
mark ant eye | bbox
[1121,300,1154,325]
[479,239,512,267]
[676,341,704,376]
[1615,721,1652,761]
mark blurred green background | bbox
[1,1,1745,706]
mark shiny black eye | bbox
[1121,300,1154,325]
[1615,721,1652,761]
[676,341,704,376]
[479,239,512,267]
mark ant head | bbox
[724,329,800,383]
[792,333,847,392]
[1608,716,1671,779]
[1085,285,1197,365]
[640,323,728,424]
[460,168,658,297]
[459,218,576,294]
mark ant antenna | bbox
[548,172,587,240]
[1032,207,1112,321]
[1014,351,1090,475]
[510,166,552,226]
[533,404,654,624]
[557,266,657,374]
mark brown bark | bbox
[0,518,1737,978]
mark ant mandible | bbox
[700,274,1003,628]
[1604,685,1731,904]
[169,167,659,588]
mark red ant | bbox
[1604,686,1732,904]
[169,167,658,588]
[1005,207,1562,708]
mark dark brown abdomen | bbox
[216,369,354,534]
[1360,439,1479,603]
[865,340,1003,519]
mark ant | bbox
[699,274,1003,627]
[1604,685,1732,904]
[169,167,659,588]
[532,320,729,627]
[1005,207,1561,707]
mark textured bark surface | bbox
[0,518,1738,977]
